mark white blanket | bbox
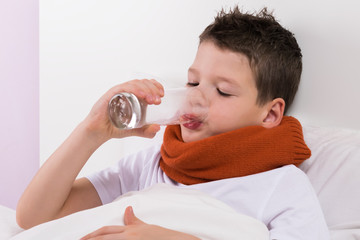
[0,205,23,240]
[6,184,269,240]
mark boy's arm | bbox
[16,79,164,229]
[265,167,329,239]
[16,123,104,229]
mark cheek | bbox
[207,105,225,122]
[211,101,241,118]
[207,106,237,130]
[210,102,259,128]
[235,105,265,126]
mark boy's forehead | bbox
[196,41,250,65]
[188,41,257,90]
[191,42,252,76]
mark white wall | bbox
[40,0,360,177]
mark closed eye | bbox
[187,82,199,87]
[217,88,232,97]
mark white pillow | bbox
[300,125,360,237]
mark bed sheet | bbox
[3,184,268,240]
[0,205,23,240]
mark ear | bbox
[260,98,285,129]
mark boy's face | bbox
[180,41,269,143]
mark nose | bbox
[183,87,209,118]
[187,87,209,107]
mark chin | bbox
[180,126,206,143]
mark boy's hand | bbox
[80,206,201,240]
[82,79,164,142]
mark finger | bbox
[137,79,164,105]
[148,79,165,97]
[142,124,161,138]
[110,79,163,105]
[124,206,145,225]
[142,124,162,138]
[112,124,160,139]
[83,233,125,240]
[80,226,125,240]
[128,124,161,139]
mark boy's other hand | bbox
[80,206,201,240]
[82,79,164,142]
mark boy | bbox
[17,7,329,239]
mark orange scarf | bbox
[160,116,311,185]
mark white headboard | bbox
[40,0,360,176]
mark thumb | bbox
[136,124,161,138]
[124,206,144,225]
[123,124,160,139]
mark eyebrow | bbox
[188,67,240,87]
[217,76,239,85]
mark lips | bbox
[181,114,203,130]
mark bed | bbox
[0,124,359,240]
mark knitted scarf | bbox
[159,116,311,185]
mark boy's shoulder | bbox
[240,164,308,182]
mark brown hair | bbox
[199,7,302,114]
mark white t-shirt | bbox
[87,144,329,240]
